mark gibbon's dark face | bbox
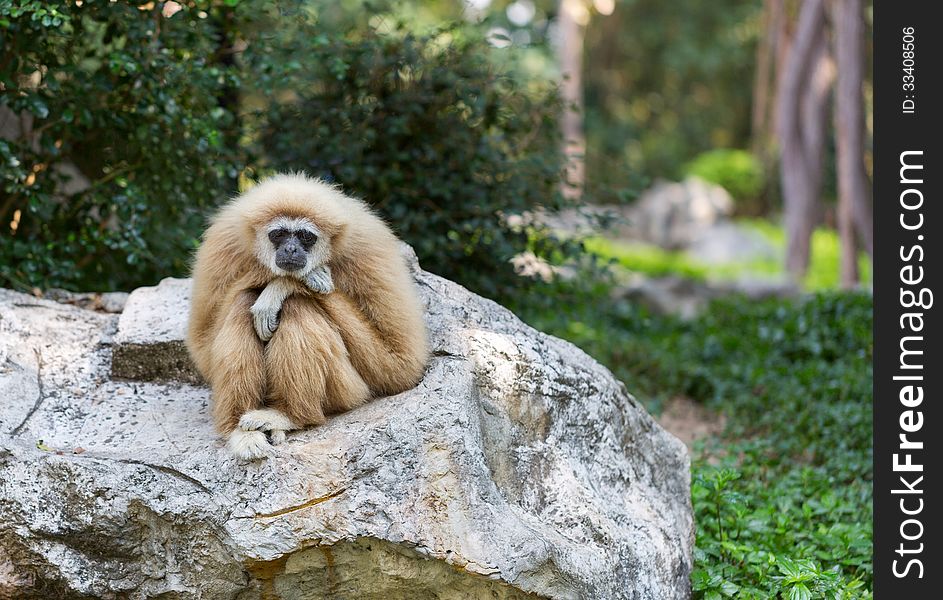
[269,226,318,271]
[257,216,327,276]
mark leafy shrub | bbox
[2,1,577,302]
[514,286,873,597]
[685,149,764,206]
[1,1,240,291]
[248,25,575,300]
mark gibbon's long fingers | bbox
[209,291,267,433]
[239,408,298,446]
[302,264,334,294]
[265,297,370,425]
[317,292,426,396]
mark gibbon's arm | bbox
[329,247,427,363]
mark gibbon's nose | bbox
[276,241,306,271]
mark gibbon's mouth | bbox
[276,257,306,272]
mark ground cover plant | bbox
[513,285,873,599]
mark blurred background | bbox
[1,1,874,597]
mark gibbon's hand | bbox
[303,264,334,294]
[252,305,279,343]
[251,278,294,342]
[251,300,280,343]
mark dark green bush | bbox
[1,0,240,291]
[2,3,575,297]
[249,25,575,300]
[582,0,760,201]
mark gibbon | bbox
[186,174,428,459]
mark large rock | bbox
[0,250,693,599]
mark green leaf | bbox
[786,583,812,600]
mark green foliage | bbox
[248,22,575,300]
[2,1,576,298]
[513,285,873,597]
[584,234,783,283]
[1,0,240,291]
[685,149,765,205]
[584,237,711,279]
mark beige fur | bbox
[187,174,429,457]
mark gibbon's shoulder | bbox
[213,173,385,239]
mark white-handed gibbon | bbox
[186,174,428,459]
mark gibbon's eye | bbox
[268,228,289,245]
[296,229,318,248]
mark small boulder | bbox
[626,177,734,250]
[110,278,200,384]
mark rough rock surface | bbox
[42,289,131,315]
[0,249,693,599]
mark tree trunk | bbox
[775,0,831,281]
[751,0,779,155]
[751,0,784,214]
[831,0,872,288]
[558,0,587,201]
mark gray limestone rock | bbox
[626,178,734,250]
[0,249,693,599]
[612,272,799,319]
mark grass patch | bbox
[583,237,713,280]
[584,219,872,291]
[743,220,872,290]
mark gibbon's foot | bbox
[303,264,334,295]
[239,408,298,446]
[227,428,271,460]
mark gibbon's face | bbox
[256,216,331,277]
